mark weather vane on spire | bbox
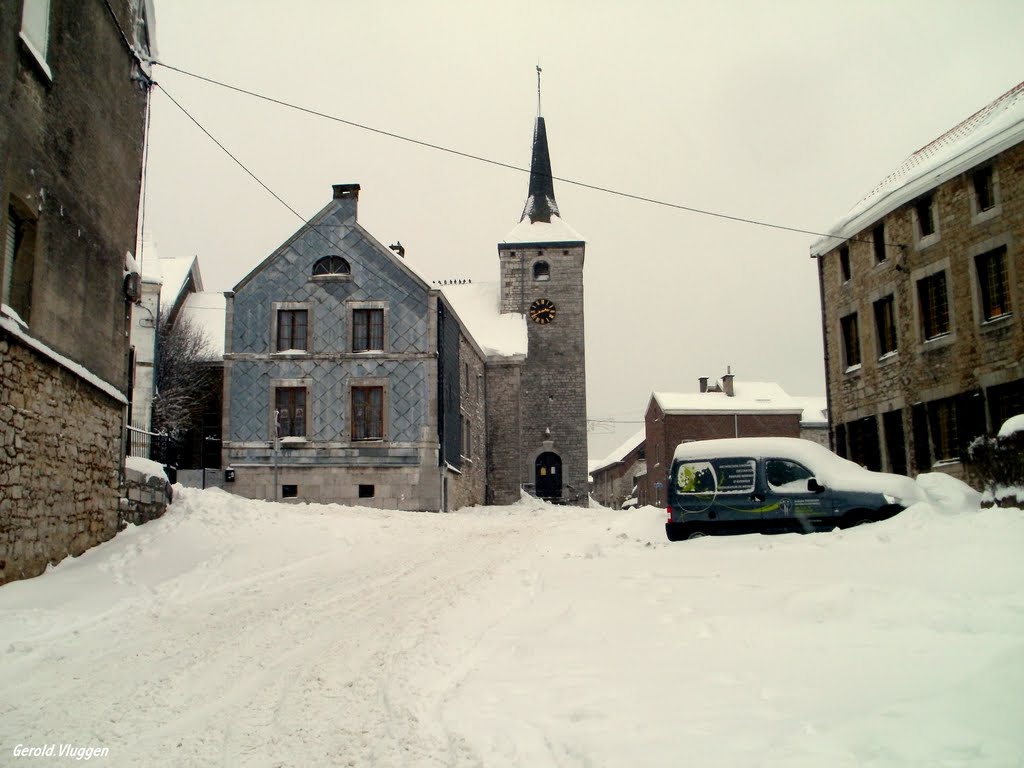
[536,63,543,116]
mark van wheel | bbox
[686,530,708,540]
[844,512,874,528]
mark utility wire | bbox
[153,62,898,249]
[155,84,440,308]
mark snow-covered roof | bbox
[592,429,646,475]
[811,80,1024,257]
[793,396,828,427]
[439,282,528,358]
[502,215,585,245]
[145,253,200,313]
[179,291,226,360]
[654,381,803,415]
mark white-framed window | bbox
[20,0,52,79]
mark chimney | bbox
[389,241,405,258]
[698,377,708,393]
[722,367,734,397]
[332,183,360,223]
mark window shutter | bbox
[4,209,15,305]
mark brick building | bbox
[0,0,155,583]
[812,81,1024,480]
[639,373,804,506]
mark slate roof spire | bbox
[520,66,560,224]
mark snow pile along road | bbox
[1,477,1023,767]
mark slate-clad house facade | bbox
[812,81,1024,479]
[223,184,482,510]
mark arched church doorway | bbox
[535,452,562,500]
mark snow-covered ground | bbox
[1,478,1022,767]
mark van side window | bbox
[675,458,756,495]
[765,459,814,492]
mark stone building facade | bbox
[489,114,590,506]
[1,0,154,584]
[812,81,1024,480]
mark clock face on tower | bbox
[529,298,557,324]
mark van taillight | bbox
[666,507,672,519]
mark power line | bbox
[153,62,896,249]
[154,84,439,309]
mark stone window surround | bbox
[533,259,551,281]
[910,257,956,353]
[865,282,900,365]
[271,301,313,355]
[347,300,389,354]
[968,163,1002,225]
[838,244,852,284]
[349,377,389,443]
[911,193,941,251]
[967,233,1016,331]
[839,310,862,374]
[270,377,313,442]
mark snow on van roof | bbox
[673,437,924,505]
[654,381,802,414]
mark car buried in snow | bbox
[665,437,924,541]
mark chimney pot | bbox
[698,377,708,393]
[722,371,735,397]
[332,183,361,200]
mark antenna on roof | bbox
[536,63,543,117]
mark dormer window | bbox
[312,255,351,277]
[533,261,550,281]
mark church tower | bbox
[496,75,589,505]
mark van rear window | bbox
[675,458,755,495]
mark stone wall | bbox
[446,333,487,511]
[121,465,172,526]
[498,243,589,505]
[0,332,122,584]
[819,140,1024,479]
[485,361,524,505]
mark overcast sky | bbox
[141,1,1024,460]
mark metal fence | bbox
[125,423,179,469]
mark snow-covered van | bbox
[665,437,924,541]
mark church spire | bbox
[520,66,560,224]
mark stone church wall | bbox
[0,332,122,584]
[446,334,487,510]
[485,362,524,505]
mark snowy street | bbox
[1,483,1023,767]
